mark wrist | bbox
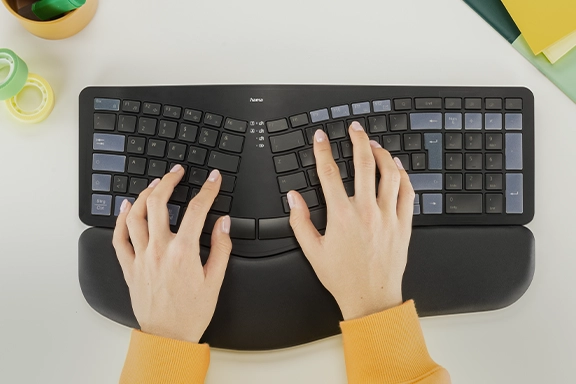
[339,294,403,321]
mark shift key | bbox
[446,194,482,214]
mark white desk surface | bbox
[1,0,575,382]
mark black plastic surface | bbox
[79,225,535,350]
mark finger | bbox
[372,146,402,213]
[112,199,135,283]
[313,129,349,209]
[349,122,377,204]
[177,169,222,245]
[126,178,160,253]
[287,191,321,261]
[146,164,185,240]
[394,158,416,224]
[204,215,232,286]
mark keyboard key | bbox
[343,180,354,197]
[143,102,161,115]
[486,194,503,214]
[408,173,442,191]
[167,204,181,225]
[446,194,482,213]
[163,105,182,119]
[118,115,137,133]
[389,114,408,131]
[445,174,462,190]
[92,194,112,215]
[207,151,241,173]
[212,195,232,213]
[445,98,461,109]
[505,133,523,170]
[270,131,306,153]
[113,176,128,193]
[331,105,350,118]
[92,154,126,172]
[225,118,248,133]
[341,141,353,158]
[347,118,366,131]
[299,148,315,167]
[445,132,462,150]
[422,194,442,214]
[229,217,256,239]
[93,133,125,152]
[505,98,522,110]
[382,135,401,151]
[259,217,293,239]
[403,133,421,150]
[171,185,189,203]
[485,98,502,110]
[373,99,391,112]
[506,173,523,213]
[147,139,167,157]
[278,172,307,193]
[411,153,426,170]
[485,113,502,130]
[352,102,370,115]
[465,98,481,109]
[310,109,329,123]
[178,123,198,142]
[465,154,482,170]
[266,119,289,133]
[138,117,157,135]
[424,133,442,170]
[465,133,482,150]
[198,128,219,147]
[305,126,323,145]
[129,178,149,194]
[415,98,441,109]
[336,162,348,179]
[183,109,202,123]
[310,207,327,230]
[219,133,244,153]
[301,190,319,208]
[148,159,167,177]
[290,113,309,127]
[128,157,147,175]
[127,137,145,154]
[274,153,299,173]
[445,153,463,170]
[94,98,120,111]
[122,100,140,113]
[330,142,339,160]
[464,113,482,130]
[445,113,462,130]
[220,174,236,193]
[94,113,116,131]
[327,121,346,139]
[187,146,208,165]
[394,98,411,110]
[505,113,522,130]
[189,168,208,185]
[486,174,503,190]
[485,133,503,150]
[307,168,320,186]
[466,173,482,190]
[368,116,387,133]
[204,113,223,127]
[485,153,503,170]
[155,120,176,139]
[114,196,135,216]
[92,174,111,192]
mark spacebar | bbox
[259,208,327,240]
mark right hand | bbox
[287,122,415,321]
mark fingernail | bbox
[148,178,161,188]
[393,157,404,170]
[170,164,182,173]
[287,192,297,209]
[120,199,129,213]
[351,121,363,131]
[314,129,327,143]
[369,140,381,148]
[208,169,220,182]
[221,215,231,234]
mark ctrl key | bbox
[92,194,112,216]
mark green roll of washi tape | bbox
[0,49,29,101]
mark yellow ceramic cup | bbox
[1,0,98,40]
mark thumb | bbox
[204,215,232,285]
[287,191,322,260]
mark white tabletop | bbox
[1,0,575,383]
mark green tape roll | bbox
[0,49,29,101]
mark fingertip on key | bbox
[314,129,327,143]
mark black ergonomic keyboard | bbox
[78,85,535,350]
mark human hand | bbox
[287,122,415,321]
[112,165,232,343]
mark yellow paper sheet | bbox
[543,29,576,64]
[501,0,576,55]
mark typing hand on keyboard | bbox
[112,165,232,343]
[288,122,415,321]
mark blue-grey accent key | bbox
[465,113,482,129]
[413,205,420,215]
[310,109,329,123]
[485,113,502,130]
[94,98,120,111]
[331,105,350,118]
[114,196,136,216]
[92,153,126,172]
[408,174,442,191]
[92,174,111,192]
[445,113,462,130]
[352,102,370,115]
[167,204,181,226]
[506,174,523,214]
[410,113,442,130]
[424,133,442,170]
[93,133,126,152]
[413,193,420,215]
[422,194,442,214]
[92,194,112,216]
[505,113,522,130]
[505,133,523,170]
[373,100,391,112]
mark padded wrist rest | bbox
[79,225,534,350]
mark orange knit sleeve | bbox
[120,330,210,384]
[340,300,451,384]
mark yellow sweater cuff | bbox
[340,300,448,384]
[120,329,210,384]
